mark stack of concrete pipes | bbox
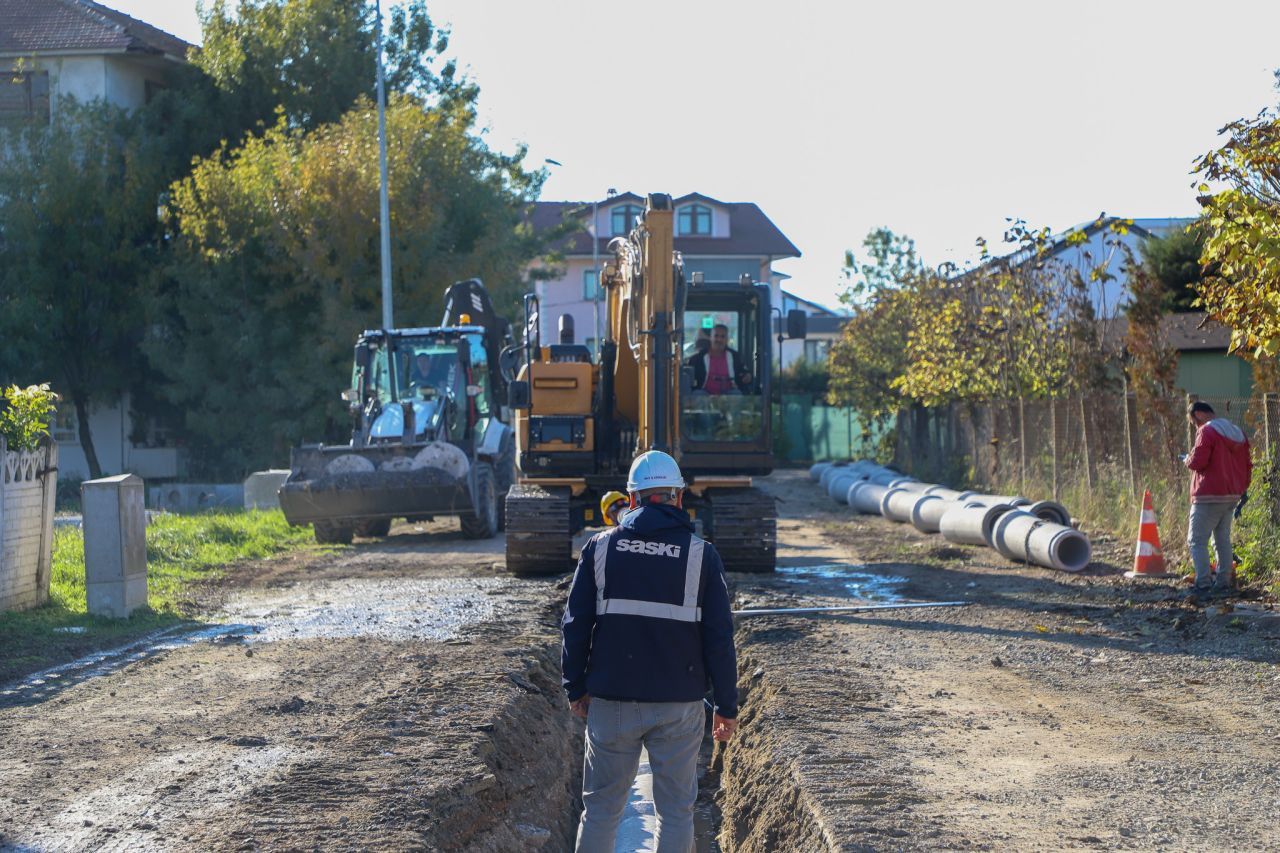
[808,460,1091,573]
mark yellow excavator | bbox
[502,193,806,574]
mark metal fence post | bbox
[1018,397,1027,497]
[1121,382,1137,497]
[1050,397,1060,501]
[1079,394,1095,491]
[1186,393,1198,452]
[1263,391,1275,458]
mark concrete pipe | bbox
[828,472,866,503]
[992,511,1092,572]
[890,480,935,495]
[923,486,965,501]
[955,491,977,501]
[848,482,889,514]
[809,462,832,482]
[820,464,858,490]
[881,487,920,523]
[939,501,1016,547]
[886,476,919,488]
[964,493,1031,508]
[1025,500,1071,527]
[909,494,946,532]
[912,496,955,533]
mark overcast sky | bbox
[113,0,1280,308]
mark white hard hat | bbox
[626,450,685,493]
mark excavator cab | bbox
[678,282,773,474]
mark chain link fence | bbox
[896,392,1280,566]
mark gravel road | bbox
[3,476,1277,851]
[717,470,1280,852]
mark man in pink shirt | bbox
[690,324,752,395]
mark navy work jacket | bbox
[561,502,738,718]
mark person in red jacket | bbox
[1183,401,1252,597]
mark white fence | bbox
[0,438,58,612]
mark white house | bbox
[1,0,194,481]
[528,192,803,354]
[0,0,192,119]
[991,216,1196,319]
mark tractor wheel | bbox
[460,462,499,539]
[355,518,392,538]
[313,520,354,545]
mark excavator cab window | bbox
[680,302,765,443]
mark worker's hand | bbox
[712,713,738,742]
[570,695,591,719]
[739,372,753,385]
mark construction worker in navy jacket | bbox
[563,450,738,852]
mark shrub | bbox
[0,383,59,453]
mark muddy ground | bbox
[0,526,581,852]
[2,473,1278,851]
[719,471,1280,852]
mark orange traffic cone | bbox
[1125,490,1173,578]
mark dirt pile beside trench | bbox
[713,470,1280,851]
[0,545,583,852]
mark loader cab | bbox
[678,282,773,475]
[354,329,495,445]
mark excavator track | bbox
[504,483,573,575]
[707,486,777,573]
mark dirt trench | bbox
[709,471,1280,852]
[0,525,586,853]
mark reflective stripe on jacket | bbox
[561,502,739,717]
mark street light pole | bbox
[375,0,393,330]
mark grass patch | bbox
[0,509,321,684]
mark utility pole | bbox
[375,0,393,330]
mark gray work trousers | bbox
[575,697,703,853]
[1187,500,1236,590]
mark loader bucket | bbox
[278,442,474,526]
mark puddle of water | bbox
[1,577,519,707]
[218,577,512,643]
[775,563,908,602]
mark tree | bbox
[827,228,922,418]
[1140,224,1204,313]
[195,0,468,140]
[0,102,168,478]
[151,95,545,476]
[1194,86,1280,372]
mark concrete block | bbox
[243,470,291,510]
[86,575,148,619]
[148,483,244,513]
[83,474,147,617]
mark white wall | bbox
[36,54,171,115]
[42,56,107,107]
[55,394,180,483]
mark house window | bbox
[583,269,600,300]
[610,204,642,236]
[0,70,51,124]
[52,407,79,444]
[677,204,712,236]
[804,339,831,363]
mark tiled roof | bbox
[531,192,801,260]
[0,0,193,58]
[1106,311,1233,352]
